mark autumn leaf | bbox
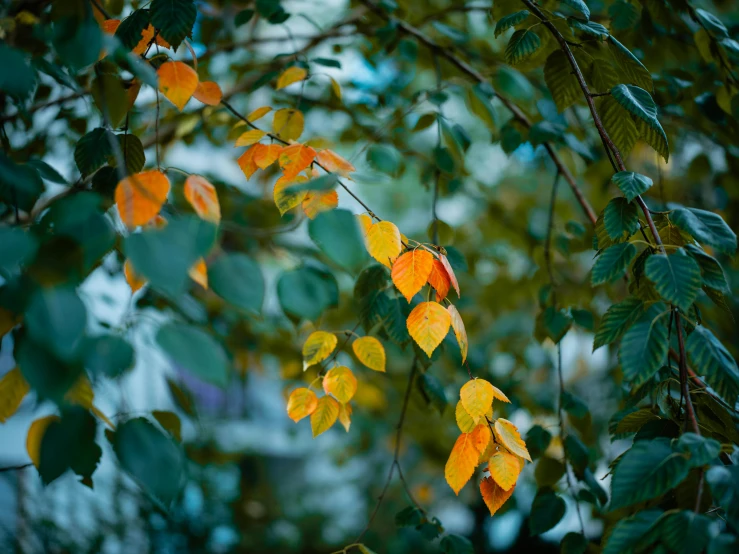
[490,385,511,403]
[448,304,468,363]
[102,19,120,34]
[124,259,146,292]
[357,214,373,243]
[253,144,283,169]
[445,424,490,494]
[456,400,492,434]
[237,145,259,180]
[157,61,198,111]
[440,253,460,297]
[287,387,318,422]
[302,190,338,219]
[489,451,521,491]
[184,175,221,223]
[135,24,170,55]
[276,66,308,89]
[64,376,114,428]
[406,301,451,357]
[247,106,272,122]
[367,221,402,268]
[392,250,434,302]
[279,143,316,179]
[188,258,208,288]
[0,367,30,423]
[352,336,386,372]
[323,366,358,403]
[302,331,338,370]
[274,175,308,215]
[460,379,494,424]
[427,259,451,301]
[480,477,515,516]
[273,109,304,141]
[115,170,170,227]
[26,415,59,467]
[316,149,356,176]
[494,418,531,462]
[311,395,339,437]
[193,80,222,105]
[234,129,266,147]
[338,402,352,432]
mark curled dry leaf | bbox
[193,80,222,106]
[392,249,434,302]
[311,395,339,437]
[115,170,170,227]
[157,61,198,111]
[440,253,460,297]
[184,175,221,223]
[286,387,318,422]
[302,331,337,370]
[352,336,386,372]
[323,366,358,404]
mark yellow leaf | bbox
[286,387,318,422]
[234,129,266,147]
[193,80,222,106]
[311,395,339,437]
[460,379,494,424]
[302,331,337,370]
[323,366,357,404]
[302,190,338,219]
[428,259,451,302]
[247,106,272,122]
[237,145,259,180]
[157,61,198,111]
[440,253,460,297]
[279,143,316,178]
[253,144,283,169]
[274,175,308,215]
[494,418,531,462]
[491,385,511,403]
[26,415,59,468]
[480,477,515,516]
[357,214,373,243]
[455,400,477,433]
[124,259,146,292]
[444,424,490,495]
[0,368,29,423]
[115,170,170,227]
[276,66,308,89]
[330,76,342,100]
[338,402,352,432]
[391,249,434,302]
[367,221,402,268]
[273,108,304,141]
[316,149,355,175]
[65,376,115,428]
[406,301,451,357]
[448,304,468,363]
[352,336,386,372]
[184,175,221,223]
[189,258,208,288]
[489,451,521,491]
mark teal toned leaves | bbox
[592,242,637,285]
[612,171,653,202]
[156,323,229,387]
[562,0,590,20]
[611,84,668,161]
[645,249,702,312]
[75,128,114,177]
[593,296,644,350]
[25,287,87,362]
[676,433,721,467]
[114,9,150,51]
[684,245,730,293]
[529,489,566,535]
[603,510,663,554]
[0,44,36,98]
[544,51,580,112]
[505,29,541,66]
[208,254,264,313]
[686,326,739,404]
[671,208,737,255]
[609,439,690,511]
[608,37,653,91]
[618,307,669,385]
[655,510,716,554]
[150,0,197,49]
[494,11,530,37]
[604,197,639,240]
[308,209,368,271]
[279,267,338,321]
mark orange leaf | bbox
[448,304,468,363]
[253,144,283,169]
[234,129,266,147]
[316,149,355,176]
[311,395,339,437]
[428,259,451,301]
[480,477,515,516]
[440,253,460,297]
[444,424,490,495]
[489,451,522,491]
[184,175,221,223]
[286,387,318,422]
[188,258,208,288]
[157,61,198,111]
[115,170,170,227]
[406,301,451,357]
[323,366,357,404]
[302,190,338,219]
[494,419,531,462]
[367,221,402,268]
[124,259,147,292]
[102,19,120,34]
[193,80,222,106]
[279,143,316,179]
[134,24,170,55]
[392,250,434,302]
[237,145,259,180]
[274,175,308,216]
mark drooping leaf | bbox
[150,0,197,49]
[366,221,402,268]
[562,0,590,20]
[74,128,114,177]
[619,307,669,385]
[352,336,386,372]
[156,323,229,387]
[157,61,198,111]
[489,451,521,491]
[184,175,221,223]
[591,242,637,286]
[505,29,541,66]
[494,10,530,37]
[448,304,468,363]
[323,366,357,403]
[494,419,532,462]
[544,51,580,113]
[115,170,171,227]
[460,379,494,424]
[645,249,702,312]
[302,331,338,370]
[684,245,730,293]
[529,489,566,535]
[608,37,653,91]
[686,326,739,405]
[604,197,640,240]
[406,301,451,357]
[480,477,515,516]
[310,395,339,437]
[611,84,668,161]
[612,171,653,202]
[593,296,645,350]
[391,249,434,302]
[671,208,737,255]
[445,425,490,494]
[427,259,451,301]
[600,96,638,158]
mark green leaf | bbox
[112,418,184,505]
[609,0,641,32]
[367,145,400,175]
[593,296,645,350]
[695,9,728,39]
[117,134,146,175]
[538,306,573,343]
[609,439,690,511]
[16,334,82,401]
[608,37,653,91]
[569,17,609,38]
[157,323,229,387]
[592,242,637,285]
[686,326,739,405]
[645,249,702,312]
[0,152,45,212]
[709,535,739,554]
[494,10,530,37]
[284,173,338,194]
[150,0,197,49]
[91,62,130,129]
[544,51,580,113]
[600,97,638,157]
[75,128,114,177]
[39,407,101,486]
[560,532,588,554]
[611,84,668,161]
[27,159,67,185]
[684,245,729,293]
[604,197,640,240]
[611,171,653,202]
[671,208,737,255]
[561,391,588,418]
[0,227,38,274]
[618,306,669,385]
[53,15,102,70]
[83,335,135,377]
[562,0,590,20]
[655,510,716,554]
[615,409,660,434]
[565,434,590,474]
[505,29,541,66]
[440,534,474,554]
[396,506,425,527]
[124,216,218,297]
[308,209,368,272]
[529,488,566,535]
[374,293,410,344]
[208,253,264,314]
[417,372,447,415]
[603,510,663,554]
[0,44,36,98]
[278,266,338,321]
[526,425,553,460]
[235,9,255,27]
[25,287,87,362]
[115,9,150,51]
[676,433,721,467]
[431,21,467,43]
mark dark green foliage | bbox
[279,266,338,321]
[671,208,737,255]
[39,408,102,486]
[115,9,151,51]
[156,323,229,387]
[604,197,640,240]
[645,250,702,312]
[83,335,135,378]
[208,253,265,313]
[686,326,739,404]
[618,306,669,385]
[591,242,637,285]
[74,128,115,177]
[308,209,368,271]
[611,171,653,202]
[494,11,530,37]
[505,29,541,65]
[529,488,566,535]
[150,0,197,49]
[611,84,668,160]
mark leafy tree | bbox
[1,0,739,552]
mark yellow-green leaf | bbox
[367,221,402,268]
[494,418,532,462]
[311,395,339,437]
[286,387,318,422]
[338,402,352,432]
[234,129,266,147]
[460,378,494,424]
[302,331,337,370]
[0,367,30,423]
[273,108,304,141]
[489,450,522,491]
[323,365,357,404]
[276,66,308,90]
[247,106,272,122]
[352,336,386,372]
